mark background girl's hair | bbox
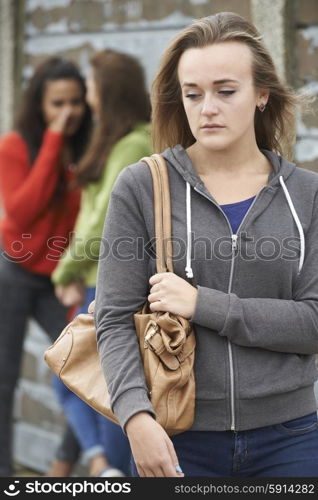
[15,57,92,163]
[76,49,151,185]
[151,11,301,159]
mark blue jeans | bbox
[131,412,318,477]
[53,287,131,475]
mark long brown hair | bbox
[77,49,151,185]
[151,12,300,159]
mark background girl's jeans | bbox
[53,287,131,475]
[131,412,318,477]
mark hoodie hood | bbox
[162,144,296,189]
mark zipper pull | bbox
[231,234,238,251]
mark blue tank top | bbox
[220,196,255,234]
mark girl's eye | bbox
[51,100,64,107]
[185,94,200,100]
[218,90,236,96]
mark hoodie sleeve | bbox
[191,192,318,355]
[94,165,156,431]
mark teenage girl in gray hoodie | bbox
[94,12,318,477]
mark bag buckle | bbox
[144,324,158,348]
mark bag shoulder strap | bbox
[88,154,172,314]
[141,154,173,274]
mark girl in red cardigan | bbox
[0,57,91,477]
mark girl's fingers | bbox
[148,291,161,303]
[137,465,146,477]
[165,438,184,477]
[150,283,160,294]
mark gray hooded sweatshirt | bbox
[95,145,318,432]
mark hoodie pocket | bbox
[274,412,318,436]
[237,348,316,399]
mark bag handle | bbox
[141,154,173,274]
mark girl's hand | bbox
[148,272,197,319]
[126,412,184,477]
[48,107,73,134]
[55,282,85,308]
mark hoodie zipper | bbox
[194,185,266,431]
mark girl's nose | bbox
[201,97,219,116]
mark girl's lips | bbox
[201,124,225,128]
[201,125,225,130]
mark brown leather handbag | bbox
[44,154,196,435]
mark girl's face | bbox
[85,72,100,116]
[178,41,268,153]
[42,78,86,136]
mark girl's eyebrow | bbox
[182,79,239,88]
[213,79,239,84]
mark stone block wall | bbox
[13,318,88,475]
[294,0,318,171]
[22,0,251,89]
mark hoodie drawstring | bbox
[184,177,305,278]
[185,182,194,279]
[279,176,305,273]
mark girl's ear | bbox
[257,89,270,107]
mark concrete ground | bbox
[13,463,42,477]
